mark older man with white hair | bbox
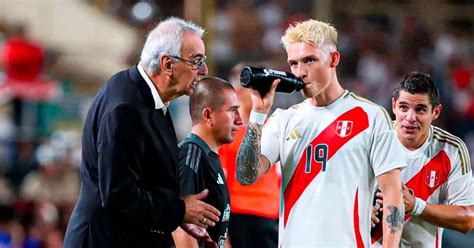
[64,17,221,248]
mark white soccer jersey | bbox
[371,126,473,248]
[261,90,406,247]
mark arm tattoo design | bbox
[236,123,262,185]
[386,205,404,234]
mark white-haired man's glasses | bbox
[171,55,207,71]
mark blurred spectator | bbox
[19,143,79,207]
[1,24,44,136]
[5,139,39,192]
[27,202,64,248]
[212,0,264,75]
[0,176,15,206]
[228,1,264,62]
[256,0,285,55]
[17,139,79,247]
[0,176,25,247]
[1,24,44,82]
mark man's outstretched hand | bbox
[181,223,217,248]
[182,189,221,228]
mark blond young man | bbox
[236,19,406,247]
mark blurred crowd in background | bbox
[0,0,473,247]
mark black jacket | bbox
[64,66,185,247]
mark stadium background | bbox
[0,0,472,247]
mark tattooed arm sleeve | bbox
[236,123,267,185]
[377,169,404,248]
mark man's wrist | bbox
[411,197,426,216]
[249,110,267,125]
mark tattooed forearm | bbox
[236,123,262,185]
[386,205,404,234]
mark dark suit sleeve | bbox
[97,104,185,232]
[178,142,205,197]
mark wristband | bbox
[249,111,267,125]
[411,197,426,216]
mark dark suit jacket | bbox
[64,66,185,247]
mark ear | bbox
[330,51,340,67]
[202,108,213,126]
[432,104,442,120]
[160,55,174,75]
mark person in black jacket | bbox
[174,77,243,248]
[64,17,221,248]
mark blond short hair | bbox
[281,19,338,50]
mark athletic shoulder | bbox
[347,91,393,128]
[432,126,471,174]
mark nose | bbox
[235,111,243,126]
[198,62,208,76]
[293,64,307,80]
[405,109,416,123]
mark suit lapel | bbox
[128,66,155,108]
[128,65,179,165]
[165,111,177,141]
[151,110,179,164]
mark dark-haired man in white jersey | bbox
[371,72,474,248]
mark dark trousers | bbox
[228,213,278,248]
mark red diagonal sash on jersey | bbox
[371,150,451,244]
[283,107,369,227]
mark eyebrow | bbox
[398,101,429,108]
[415,104,429,109]
[191,53,205,60]
[287,55,318,64]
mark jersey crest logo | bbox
[425,170,440,188]
[335,120,353,137]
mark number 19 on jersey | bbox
[305,144,329,173]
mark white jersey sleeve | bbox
[445,138,473,206]
[261,108,283,164]
[369,109,406,176]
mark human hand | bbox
[249,79,280,114]
[181,223,217,248]
[182,189,221,228]
[371,206,380,228]
[402,184,416,214]
[375,190,384,206]
[371,189,384,229]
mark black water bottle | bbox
[240,66,304,96]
